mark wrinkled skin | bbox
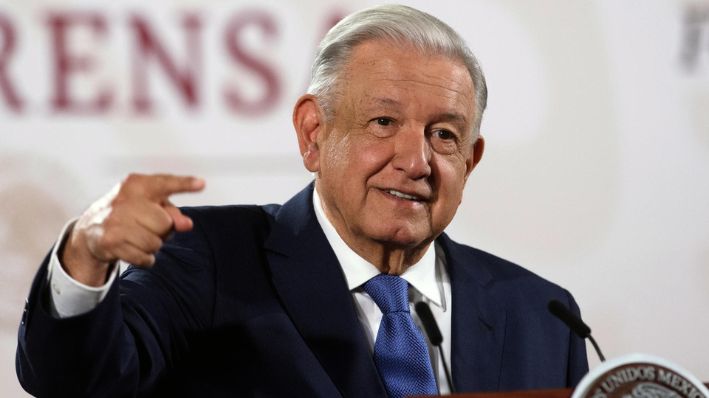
[293,40,484,274]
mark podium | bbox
[452,389,571,398]
[413,389,571,398]
[413,383,709,398]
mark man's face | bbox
[305,40,482,257]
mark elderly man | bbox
[17,5,588,397]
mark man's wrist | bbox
[47,219,117,318]
[59,224,112,287]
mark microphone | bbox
[548,299,606,362]
[415,302,455,393]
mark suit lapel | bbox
[263,185,386,398]
[439,234,506,392]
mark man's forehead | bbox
[348,40,469,77]
[363,96,402,107]
[346,42,474,94]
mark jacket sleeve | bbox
[16,209,217,397]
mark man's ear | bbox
[293,94,324,173]
[464,135,485,180]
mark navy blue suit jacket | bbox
[17,185,588,397]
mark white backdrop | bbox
[1,0,708,396]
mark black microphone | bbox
[548,299,606,362]
[415,302,455,393]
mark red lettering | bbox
[0,13,23,112]
[47,12,112,114]
[223,10,280,116]
[130,13,202,114]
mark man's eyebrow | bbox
[437,112,469,126]
[364,97,402,107]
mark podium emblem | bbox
[572,354,709,398]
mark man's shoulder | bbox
[177,184,313,232]
[161,204,284,255]
[439,234,571,302]
[180,204,281,230]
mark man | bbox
[17,5,588,397]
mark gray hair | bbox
[307,4,488,136]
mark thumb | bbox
[164,202,194,232]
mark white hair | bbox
[307,4,488,136]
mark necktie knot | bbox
[362,274,409,314]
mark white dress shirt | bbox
[47,188,454,393]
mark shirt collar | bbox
[312,186,441,307]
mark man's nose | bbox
[392,128,432,179]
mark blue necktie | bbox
[363,274,438,398]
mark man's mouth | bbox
[384,189,425,202]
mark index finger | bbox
[143,174,205,200]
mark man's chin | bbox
[370,227,432,250]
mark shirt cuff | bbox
[46,219,118,318]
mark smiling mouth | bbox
[384,189,426,202]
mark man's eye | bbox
[376,117,393,126]
[435,130,455,140]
